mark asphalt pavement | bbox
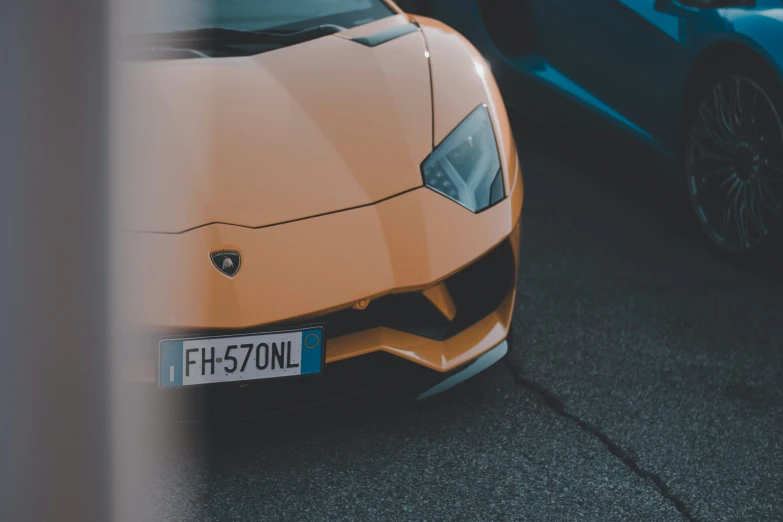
[147,117,783,522]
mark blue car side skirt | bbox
[504,53,673,158]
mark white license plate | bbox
[158,327,324,388]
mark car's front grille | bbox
[299,237,517,341]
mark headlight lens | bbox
[421,105,504,212]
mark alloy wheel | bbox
[686,75,783,254]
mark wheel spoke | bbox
[693,148,734,163]
[735,194,749,248]
[699,168,735,196]
[760,133,783,144]
[705,165,735,179]
[725,176,742,202]
[766,158,783,175]
[720,172,739,188]
[694,109,738,153]
[720,192,732,240]
[715,84,738,138]
[750,87,760,123]
[731,78,745,130]
[755,178,781,213]
[745,184,768,237]
[708,94,735,143]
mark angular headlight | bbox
[422,105,504,212]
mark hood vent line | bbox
[350,22,419,47]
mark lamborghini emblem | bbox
[210,250,241,277]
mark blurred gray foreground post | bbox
[0,0,110,521]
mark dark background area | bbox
[148,115,783,521]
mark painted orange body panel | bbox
[119,15,431,233]
[121,11,524,385]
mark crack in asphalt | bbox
[503,360,698,522]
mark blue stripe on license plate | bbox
[160,340,184,387]
[300,328,323,375]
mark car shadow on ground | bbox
[167,368,504,459]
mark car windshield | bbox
[121,0,394,35]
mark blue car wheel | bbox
[685,62,783,258]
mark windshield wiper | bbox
[155,24,346,46]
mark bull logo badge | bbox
[210,250,241,277]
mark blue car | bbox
[397,0,783,259]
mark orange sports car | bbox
[119,0,523,419]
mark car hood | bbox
[116,16,432,233]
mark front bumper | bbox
[123,225,520,420]
[119,160,523,419]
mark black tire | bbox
[684,60,783,263]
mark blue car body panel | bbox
[422,0,783,178]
